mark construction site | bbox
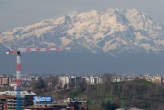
[0,48,88,110]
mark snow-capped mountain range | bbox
[0,8,164,55]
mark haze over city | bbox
[0,0,164,74]
[1,0,164,110]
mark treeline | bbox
[30,76,59,94]
[87,74,164,110]
[29,74,164,110]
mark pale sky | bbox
[0,0,164,32]
[1,0,164,73]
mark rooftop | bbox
[0,91,36,97]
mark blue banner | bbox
[33,96,52,102]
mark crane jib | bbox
[6,47,70,110]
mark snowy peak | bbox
[0,8,164,55]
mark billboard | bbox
[33,96,52,103]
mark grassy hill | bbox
[31,77,164,110]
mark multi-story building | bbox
[0,95,12,110]
[59,75,103,89]
[82,75,103,85]
[59,76,70,88]
[0,91,36,110]
[0,77,12,87]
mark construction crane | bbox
[6,47,70,110]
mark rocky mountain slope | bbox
[0,8,164,55]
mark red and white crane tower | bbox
[6,47,70,110]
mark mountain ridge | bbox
[0,8,164,55]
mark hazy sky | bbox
[0,0,164,32]
[1,0,164,74]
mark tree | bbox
[78,78,87,92]
[46,76,59,90]
[31,77,46,93]
[102,101,119,110]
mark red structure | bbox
[6,47,70,110]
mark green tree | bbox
[31,77,46,93]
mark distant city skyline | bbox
[0,0,164,32]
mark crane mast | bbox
[6,47,70,110]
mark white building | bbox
[58,75,103,88]
[82,75,103,85]
[59,76,70,88]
